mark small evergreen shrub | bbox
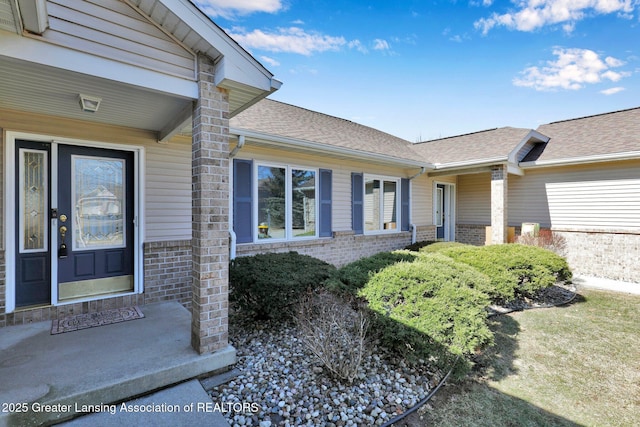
[358,254,493,374]
[440,244,572,304]
[229,252,336,320]
[417,241,470,253]
[326,251,417,295]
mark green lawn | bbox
[411,289,640,427]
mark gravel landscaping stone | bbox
[206,319,443,427]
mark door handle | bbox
[59,225,68,258]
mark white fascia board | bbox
[430,158,523,176]
[159,0,276,92]
[520,151,640,168]
[231,128,432,169]
[432,156,507,170]
[507,130,550,163]
[0,32,198,98]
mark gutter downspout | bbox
[408,167,428,244]
[228,135,246,260]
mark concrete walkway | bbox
[573,275,640,295]
[0,302,233,427]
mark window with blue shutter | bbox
[352,173,364,234]
[233,159,253,243]
[401,178,410,231]
[319,169,332,237]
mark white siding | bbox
[511,161,640,231]
[457,173,491,224]
[144,138,192,241]
[42,0,195,79]
[411,174,431,225]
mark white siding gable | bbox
[38,0,195,79]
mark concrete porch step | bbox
[0,302,235,427]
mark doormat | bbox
[51,306,144,335]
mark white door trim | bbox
[4,131,145,313]
[433,181,456,242]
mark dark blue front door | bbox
[57,145,135,301]
[15,142,135,307]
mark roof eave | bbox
[230,128,433,169]
[520,151,640,169]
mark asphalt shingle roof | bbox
[411,127,533,165]
[530,107,640,162]
[230,99,421,163]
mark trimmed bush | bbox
[326,251,417,295]
[440,244,572,304]
[229,252,336,320]
[417,241,471,253]
[358,254,493,373]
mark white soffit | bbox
[0,56,192,131]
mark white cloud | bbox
[601,86,626,94]
[475,0,636,35]
[373,39,390,51]
[348,40,369,54]
[228,27,347,55]
[195,0,283,19]
[260,55,280,67]
[513,47,631,91]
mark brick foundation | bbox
[456,224,486,246]
[0,240,194,328]
[143,240,192,308]
[555,230,640,283]
[236,225,435,267]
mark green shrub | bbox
[417,241,471,253]
[358,254,493,374]
[326,251,417,295]
[229,252,336,320]
[440,244,572,304]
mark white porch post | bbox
[490,165,508,244]
[191,54,230,354]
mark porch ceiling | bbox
[0,56,193,134]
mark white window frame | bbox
[253,162,319,243]
[363,174,401,235]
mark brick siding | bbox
[236,225,436,267]
[144,240,192,308]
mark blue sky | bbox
[195,0,640,141]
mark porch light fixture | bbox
[79,94,102,113]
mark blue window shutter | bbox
[233,159,253,243]
[401,178,410,231]
[319,169,332,237]
[352,173,364,234]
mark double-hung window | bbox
[233,159,332,244]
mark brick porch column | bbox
[490,165,508,244]
[191,54,230,354]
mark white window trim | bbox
[253,162,319,243]
[363,174,402,235]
